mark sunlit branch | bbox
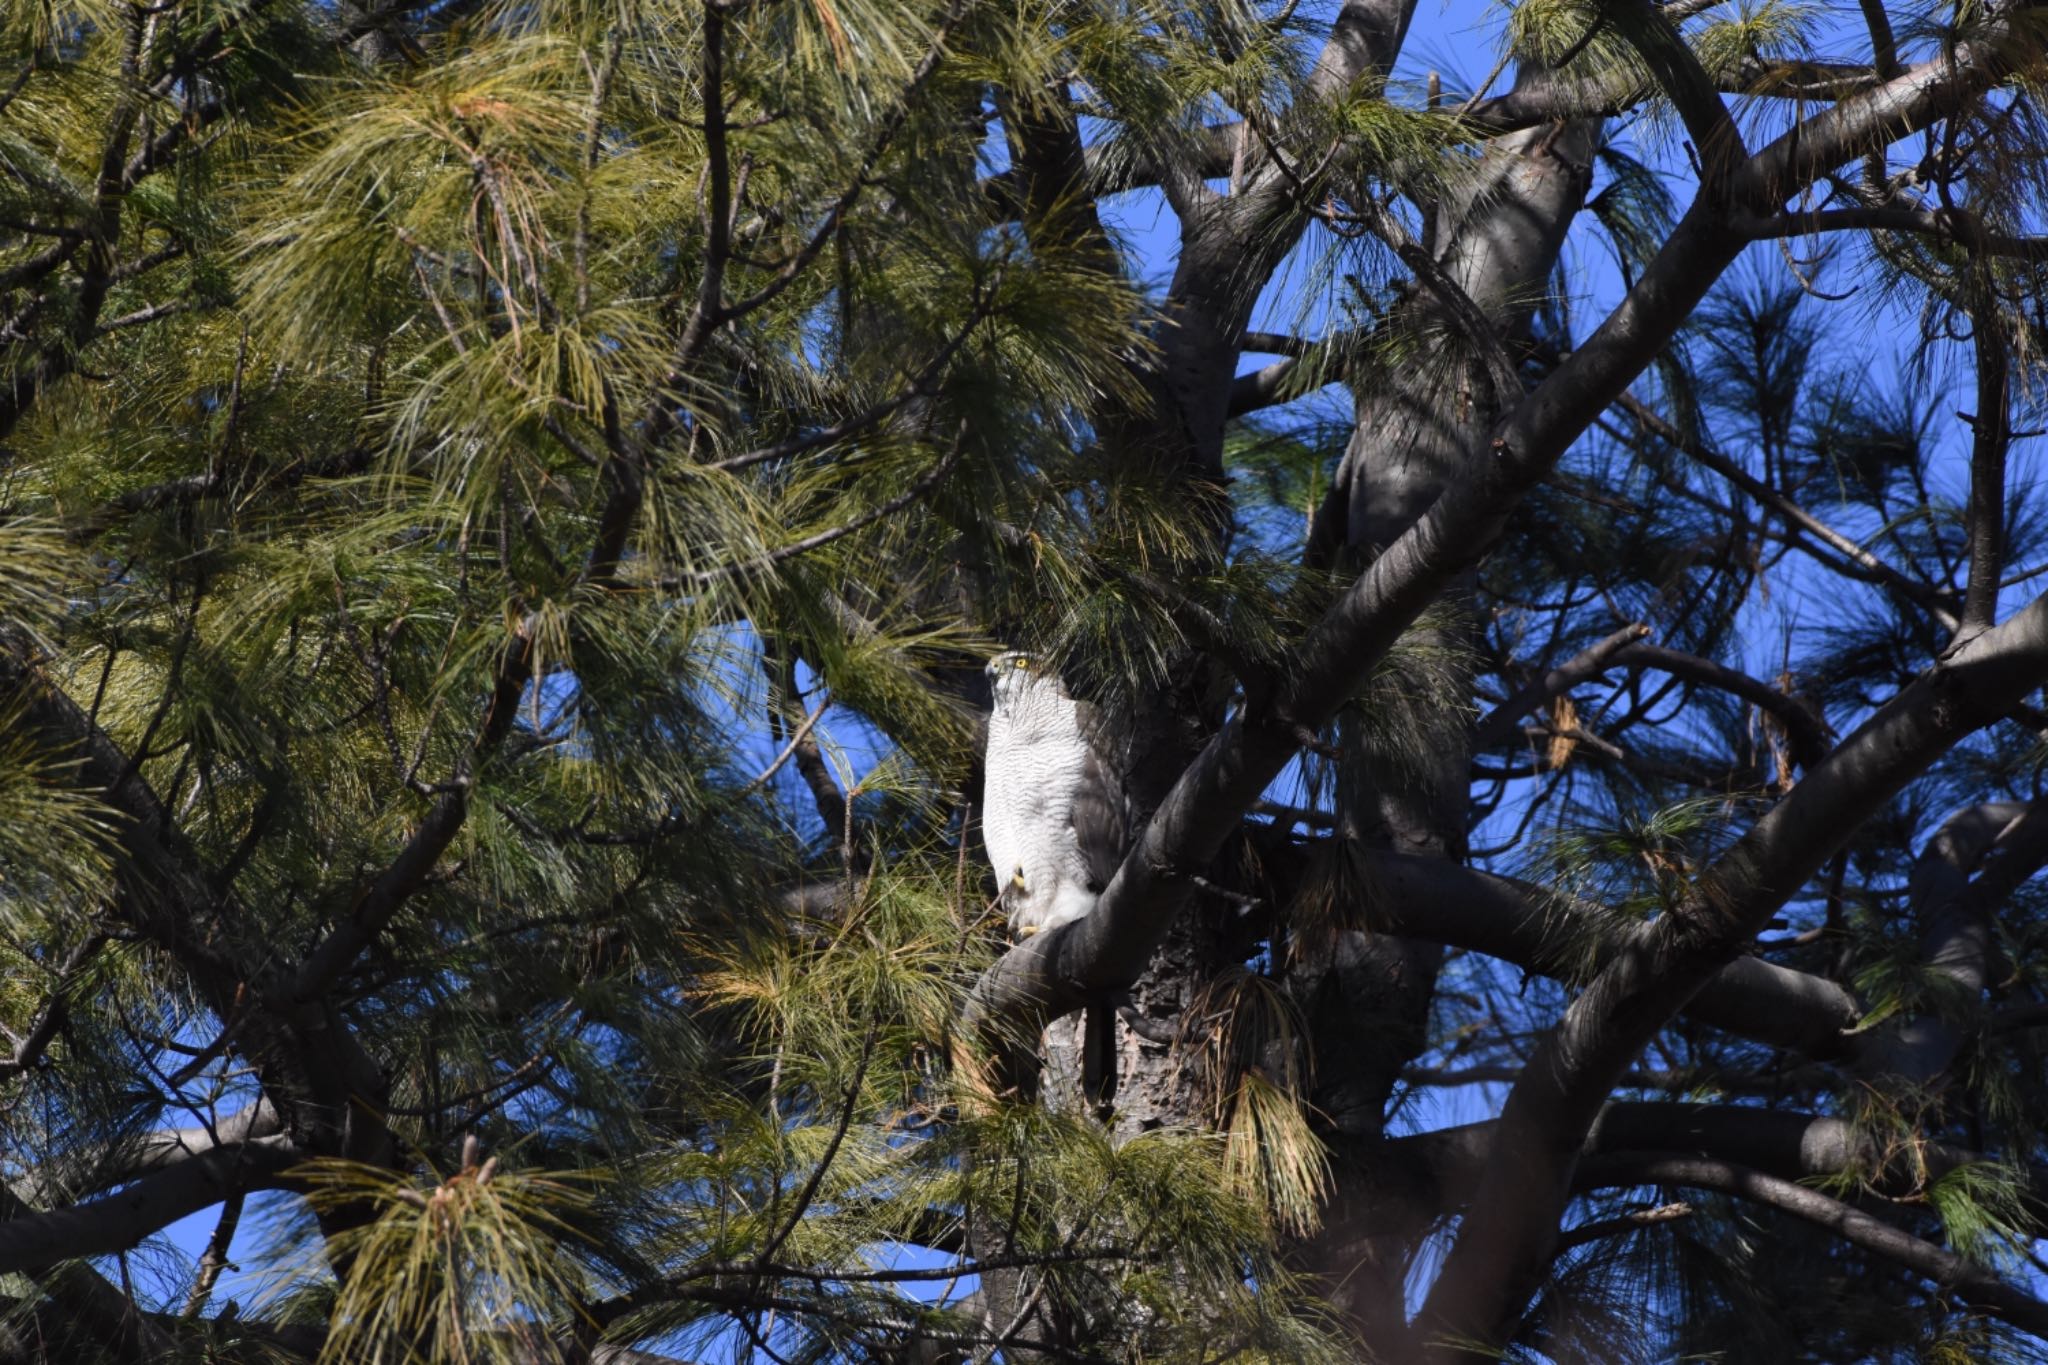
[0,1138,301,1274]
[1738,204,2048,261]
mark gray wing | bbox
[1069,699,1131,894]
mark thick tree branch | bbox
[977,125,1238,220]
[1602,0,1748,191]
[971,192,1743,1056]
[0,635,400,1176]
[0,1136,301,1274]
[1861,800,2048,1084]
[960,22,2048,1351]
[12,1262,177,1360]
[1,635,242,1005]
[28,1100,283,1207]
[996,77,1124,281]
[1456,54,1874,135]
[1738,13,2041,205]
[1226,357,1303,417]
[973,41,1878,223]
[1358,851,1861,1061]
[0,236,84,294]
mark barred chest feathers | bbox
[982,654,1108,938]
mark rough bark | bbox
[1285,73,1602,1341]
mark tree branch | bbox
[76,443,375,538]
[1393,1100,2020,1227]
[1613,641,1833,766]
[1471,623,1649,750]
[704,303,991,474]
[969,149,1753,1050]
[1618,389,1964,629]
[1552,1201,1690,1254]
[0,6,146,440]
[1359,850,1861,1058]
[0,631,400,1179]
[1861,800,2048,1084]
[1961,284,2012,635]
[28,1099,283,1207]
[970,7,2019,1090]
[1420,586,2048,1354]
[0,933,106,1083]
[1601,0,1748,192]
[282,622,533,1003]
[0,1136,301,1274]
[1226,357,1303,417]
[965,23,2048,1348]
[1573,1154,2048,1340]
[1739,203,2048,261]
[711,0,971,330]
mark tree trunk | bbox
[1291,85,1601,1349]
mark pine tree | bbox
[5,0,2048,1359]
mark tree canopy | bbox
[6,0,2048,1358]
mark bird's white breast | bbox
[984,674,1099,934]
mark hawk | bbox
[982,651,1130,1105]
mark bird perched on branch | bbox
[982,650,1131,1107]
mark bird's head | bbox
[986,650,1042,711]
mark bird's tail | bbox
[1082,1000,1117,1116]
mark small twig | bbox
[755,1021,878,1269]
[0,59,35,120]
[710,0,974,330]
[0,934,107,1082]
[574,31,622,316]
[1554,1201,1693,1254]
[740,693,831,796]
[704,313,988,472]
[697,424,968,582]
[94,298,193,336]
[180,1187,244,1317]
